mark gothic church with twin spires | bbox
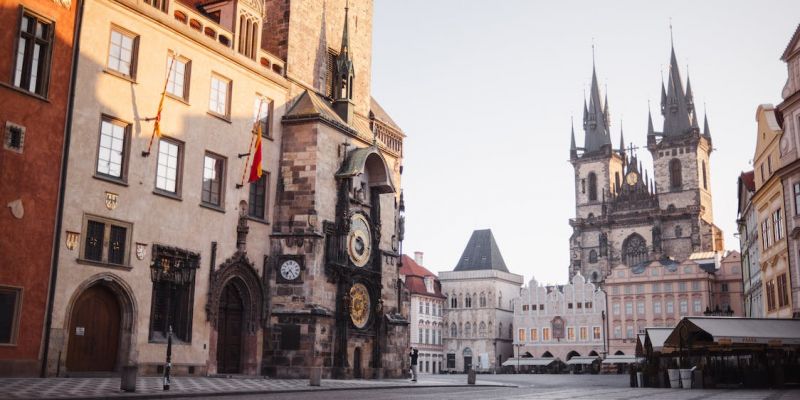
[568,44,724,283]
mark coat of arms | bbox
[136,243,147,260]
[105,192,118,210]
[65,231,80,251]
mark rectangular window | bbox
[693,299,702,313]
[518,328,526,342]
[585,302,592,309]
[80,215,131,266]
[777,274,789,307]
[166,56,190,100]
[568,302,573,309]
[612,286,619,295]
[624,285,632,295]
[794,183,800,215]
[692,281,700,291]
[577,302,583,309]
[418,328,422,342]
[613,326,621,339]
[96,116,130,181]
[155,138,182,195]
[679,299,688,314]
[654,301,662,314]
[625,302,633,315]
[530,328,538,341]
[762,220,772,248]
[721,283,729,293]
[542,327,551,341]
[612,303,620,315]
[209,74,231,117]
[567,327,575,341]
[666,300,674,314]
[579,327,588,341]
[637,302,645,315]
[626,326,634,339]
[652,282,661,293]
[636,284,645,294]
[13,10,53,96]
[201,153,225,207]
[774,209,784,241]
[0,287,22,344]
[254,96,274,138]
[663,283,673,292]
[593,326,601,340]
[107,27,138,78]
[678,282,687,292]
[766,280,776,311]
[247,171,269,219]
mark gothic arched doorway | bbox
[463,347,473,372]
[353,347,362,378]
[216,283,244,373]
[66,284,121,372]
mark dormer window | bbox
[424,277,434,293]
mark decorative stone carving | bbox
[206,251,266,333]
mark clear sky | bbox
[370,0,800,285]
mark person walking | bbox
[409,348,419,382]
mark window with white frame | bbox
[592,326,601,340]
[166,56,190,100]
[155,138,182,195]
[693,299,702,313]
[107,28,138,78]
[209,74,231,117]
[96,116,129,181]
[679,299,688,314]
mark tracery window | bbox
[479,322,486,337]
[622,233,648,267]
[465,322,471,337]
[669,158,682,189]
[588,172,598,201]
[465,294,472,308]
[450,323,457,337]
[479,292,486,307]
[589,250,598,264]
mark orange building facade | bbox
[0,0,79,376]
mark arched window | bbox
[465,294,472,308]
[615,172,620,192]
[622,233,649,267]
[465,322,472,337]
[589,250,598,263]
[588,172,598,201]
[669,158,682,189]
[450,323,457,337]
[450,294,457,308]
[479,322,487,337]
[591,271,599,282]
[479,292,486,307]
[702,160,708,190]
[498,293,503,309]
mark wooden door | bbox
[216,284,243,373]
[66,285,121,372]
[464,356,472,372]
[353,347,362,378]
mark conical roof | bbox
[454,229,509,272]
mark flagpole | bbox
[238,99,265,188]
[143,55,176,157]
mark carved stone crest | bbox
[65,231,80,251]
[105,192,118,210]
[136,243,148,260]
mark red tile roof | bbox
[740,171,755,191]
[400,255,445,298]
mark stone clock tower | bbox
[262,0,409,379]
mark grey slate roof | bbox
[453,229,509,272]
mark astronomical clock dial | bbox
[349,283,371,329]
[625,172,639,186]
[280,259,301,281]
[347,214,372,267]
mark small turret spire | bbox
[581,48,612,155]
[570,117,577,158]
[647,104,655,136]
[703,109,711,138]
[619,122,626,156]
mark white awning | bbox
[602,355,641,364]
[664,317,800,347]
[645,327,675,353]
[566,356,600,365]
[501,357,556,366]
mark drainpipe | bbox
[41,0,85,378]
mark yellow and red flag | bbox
[248,123,263,183]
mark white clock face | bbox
[280,260,301,281]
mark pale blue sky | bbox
[370,0,800,285]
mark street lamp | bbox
[513,343,524,373]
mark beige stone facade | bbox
[752,105,793,318]
[46,0,408,379]
[513,273,607,365]
[440,269,524,372]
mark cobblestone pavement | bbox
[0,376,499,400]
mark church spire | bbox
[661,42,694,137]
[703,111,711,138]
[647,104,656,146]
[332,1,355,124]
[619,122,625,157]
[570,117,578,159]
[581,52,612,155]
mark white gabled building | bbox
[400,252,445,374]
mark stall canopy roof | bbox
[501,357,556,366]
[645,327,675,353]
[566,356,600,365]
[664,317,800,347]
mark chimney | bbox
[414,251,424,266]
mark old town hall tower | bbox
[569,44,723,284]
